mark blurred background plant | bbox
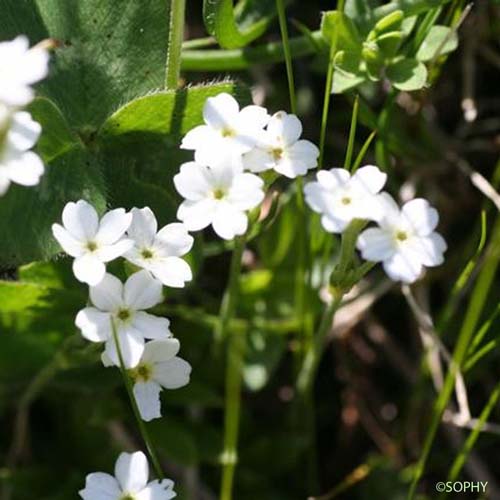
[1,0,500,499]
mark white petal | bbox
[137,480,176,500]
[128,207,158,247]
[409,232,447,267]
[317,168,350,189]
[212,202,248,240]
[73,253,106,286]
[383,251,423,283]
[4,151,44,186]
[115,451,149,493]
[181,124,216,151]
[75,308,112,342]
[321,214,347,233]
[97,238,134,262]
[227,173,264,210]
[242,147,274,173]
[401,198,439,236]
[154,357,192,390]
[177,199,216,232]
[285,139,319,167]
[155,223,193,257]
[124,270,163,309]
[79,472,121,500]
[377,193,403,227]
[203,93,239,129]
[105,327,145,368]
[62,200,99,241]
[150,257,193,288]
[0,175,11,196]
[142,338,179,363]
[8,111,41,150]
[173,162,212,201]
[304,181,331,214]
[89,273,124,311]
[132,312,172,340]
[133,381,162,422]
[267,111,302,146]
[351,165,387,194]
[96,209,132,245]
[357,228,395,261]
[52,224,84,257]
[237,105,270,130]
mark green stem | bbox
[275,0,297,114]
[218,236,246,500]
[165,0,186,88]
[318,36,338,169]
[220,326,247,500]
[181,31,322,72]
[296,294,343,396]
[344,96,359,170]
[111,320,164,480]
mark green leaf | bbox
[370,10,404,37]
[386,57,428,91]
[99,82,250,142]
[28,97,80,164]
[0,0,170,129]
[376,31,404,58]
[416,25,459,62]
[0,146,106,265]
[321,10,363,55]
[332,50,366,94]
[203,0,276,49]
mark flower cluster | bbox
[175,92,319,239]
[304,167,446,283]
[52,200,192,422]
[0,36,49,196]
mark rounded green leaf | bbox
[387,58,428,91]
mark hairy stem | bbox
[165,0,186,88]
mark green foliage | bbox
[0,0,250,267]
[203,0,278,49]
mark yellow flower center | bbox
[213,188,225,200]
[130,363,153,382]
[141,248,154,259]
[396,230,408,242]
[221,127,235,138]
[86,241,98,252]
[341,196,352,205]
[117,309,131,321]
[271,147,283,161]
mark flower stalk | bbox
[111,319,165,480]
[218,235,246,500]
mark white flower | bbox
[75,270,171,368]
[79,451,176,500]
[181,92,269,166]
[242,111,319,178]
[125,207,193,288]
[103,339,191,422]
[0,106,44,195]
[357,194,447,283]
[174,159,265,240]
[0,36,49,107]
[52,200,133,285]
[304,165,387,233]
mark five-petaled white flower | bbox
[125,207,193,288]
[52,200,133,285]
[174,159,265,240]
[0,35,49,107]
[79,451,176,500]
[103,339,191,422]
[357,194,447,283]
[0,105,44,195]
[181,92,269,166]
[242,111,319,178]
[304,166,387,233]
[75,270,171,368]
